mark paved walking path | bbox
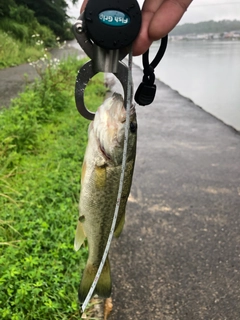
[108,63,240,320]
[0,44,84,107]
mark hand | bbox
[133,0,193,55]
[80,0,193,56]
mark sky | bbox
[67,0,240,25]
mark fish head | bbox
[91,93,137,165]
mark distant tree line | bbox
[171,20,240,35]
[0,0,77,40]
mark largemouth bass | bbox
[74,93,137,302]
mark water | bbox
[133,40,240,131]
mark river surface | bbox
[133,40,240,131]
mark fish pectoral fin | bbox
[78,257,112,302]
[74,220,86,251]
[114,212,125,238]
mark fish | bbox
[74,92,137,302]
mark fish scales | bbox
[74,93,137,302]
[81,161,134,261]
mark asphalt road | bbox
[108,63,240,320]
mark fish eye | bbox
[130,121,137,133]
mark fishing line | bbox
[81,50,133,315]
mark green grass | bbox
[0,13,57,69]
[0,31,49,69]
[0,56,107,319]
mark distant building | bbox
[169,30,240,41]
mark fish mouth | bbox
[112,93,136,117]
[96,98,136,162]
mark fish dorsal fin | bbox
[74,220,86,251]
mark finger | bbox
[141,0,165,12]
[149,0,193,40]
[133,0,191,56]
[132,11,153,56]
[132,0,165,55]
[80,0,88,13]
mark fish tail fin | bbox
[78,257,112,302]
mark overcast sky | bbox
[67,0,240,25]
